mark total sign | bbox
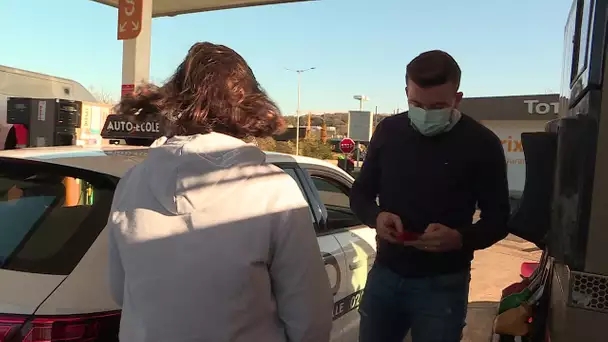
[524,100,559,115]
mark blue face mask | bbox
[408,106,454,136]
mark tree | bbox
[275,140,296,155]
[88,86,116,105]
[243,135,334,160]
[299,137,333,160]
[253,136,277,152]
[320,120,328,143]
[283,116,297,127]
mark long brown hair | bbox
[115,42,284,138]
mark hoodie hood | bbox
[143,133,266,215]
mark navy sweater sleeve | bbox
[350,121,384,228]
[459,133,511,250]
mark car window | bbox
[313,177,350,209]
[311,176,361,230]
[0,162,114,275]
[281,167,317,227]
[0,195,55,262]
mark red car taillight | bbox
[0,312,120,342]
[0,318,23,341]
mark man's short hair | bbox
[406,50,461,89]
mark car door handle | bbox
[349,260,364,270]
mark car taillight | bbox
[0,311,120,342]
[0,318,23,341]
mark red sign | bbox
[339,138,356,154]
[121,84,135,97]
[118,0,143,40]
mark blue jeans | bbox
[358,264,470,342]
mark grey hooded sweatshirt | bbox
[107,133,333,342]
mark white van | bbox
[0,65,97,148]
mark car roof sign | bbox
[101,114,163,140]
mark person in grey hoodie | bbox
[106,42,333,342]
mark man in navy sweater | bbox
[351,50,510,342]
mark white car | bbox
[0,144,377,342]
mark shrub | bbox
[275,141,296,154]
[254,137,277,152]
[243,136,334,160]
[299,137,334,160]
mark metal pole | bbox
[296,71,301,155]
[286,67,315,156]
[359,99,363,111]
[374,106,378,127]
[347,111,351,137]
[356,141,360,167]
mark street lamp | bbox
[353,95,370,111]
[286,67,316,155]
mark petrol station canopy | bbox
[91,0,313,17]
[88,0,315,95]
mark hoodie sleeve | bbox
[107,169,134,307]
[269,178,333,342]
[108,228,125,306]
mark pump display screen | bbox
[61,106,77,112]
[101,114,163,140]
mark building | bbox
[459,94,559,192]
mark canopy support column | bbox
[121,0,153,95]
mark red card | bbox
[396,231,421,242]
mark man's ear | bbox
[454,91,464,108]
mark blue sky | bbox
[0,0,571,114]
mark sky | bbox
[0,0,572,115]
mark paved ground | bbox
[463,234,542,342]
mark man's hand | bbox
[376,212,404,244]
[403,223,462,252]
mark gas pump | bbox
[494,0,608,341]
[6,97,115,148]
[6,97,81,147]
